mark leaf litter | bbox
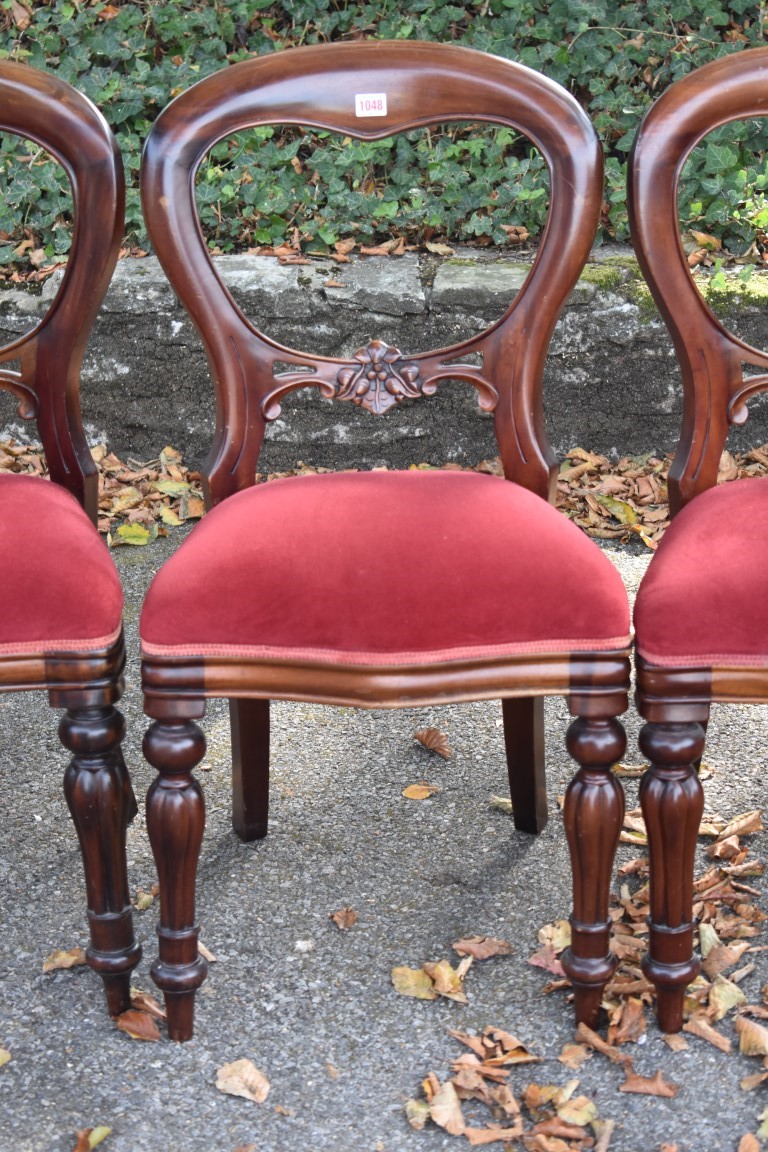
[407,800,768,1146]
[6,439,768,551]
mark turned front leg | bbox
[60,705,141,1017]
[562,716,626,1028]
[144,719,207,1042]
[639,721,705,1034]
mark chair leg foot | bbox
[502,696,547,834]
[639,720,706,1034]
[230,698,270,841]
[144,718,208,1041]
[60,705,141,1017]
[562,715,626,1026]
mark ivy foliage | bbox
[0,0,766,265]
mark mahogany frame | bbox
[0,62,140,1017]
[140,40,631,1041]
[629,47,768,1033]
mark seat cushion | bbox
[635,477,768,667]
[141,471,629,665]
[0,473,122,653]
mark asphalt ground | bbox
[1,537,767,1152]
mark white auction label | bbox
[354,92,388,117]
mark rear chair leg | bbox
[502,695,547,833]
[639,720,705,1033]
[561,715,626,1028]
[230,697,270,841]
[144,718,207,1042]
[60,704,141,1017]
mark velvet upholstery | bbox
[141,470,630,663]
[634,477,768,667]
[0,473,122,653]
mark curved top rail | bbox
[628,47,768,511]
[142,41,602,504]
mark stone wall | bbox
[1,245,767,469]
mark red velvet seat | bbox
[142,471,629,663]
[629,47,768,1034]
[635,478,768,668]
[139,40,632,1041]
[0,64,140,1020]
[1,475,122,653]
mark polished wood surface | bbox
[630,47,768,1032]
[140,41,630,1039]
[0,63,139,1018]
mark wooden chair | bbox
[0,63,140,1017]
[139,40,632,1041]
[629,47,768,1034]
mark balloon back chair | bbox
[630,47,768,1033]
[139,41,632,1041]
[0,63,140,1016]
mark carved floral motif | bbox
[335,339,421,415]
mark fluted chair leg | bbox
[639,720,705,1033]
[144,718,208,1042]
[230,697,270,841]
[60,703,141,1017]
[502,695,547,833]
[562,715,626,1027]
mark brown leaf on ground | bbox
[465,1124,524,1145]
[414,727,451,758]
[738,1136,761,1152]
[429,1080,466,1135]
[330,906,358,931]
[72,1129,111,1152]
[557,1043,592,1070]
[716,810,764,841]
[114,1009,162,1042]
[607,997,647,1045]
[682,1013,732,1053]
[662,1033,689,1053]
[736,1016,768,1056]
[423,958,471,1003]
[402,782,440,800]
[391,965,439,1000]
[42,947,87,973]
[215,1059,271,1104]
[129,989,166,1020]
[452,935,512,960]
[574,1023,632,1067]
[619,1068,678,1097]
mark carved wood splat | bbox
[334,339,423,415]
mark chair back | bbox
[141,41,602,506]
[0,62,124,523]
[628,47,768,514]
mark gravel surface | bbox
[1,538,766,1152]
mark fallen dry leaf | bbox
[557,1042,592,1070]
[414,727,451,759]
[42,947,87,974]
[737,1016,768,1056]
[402,782,439,800]
[423,958,471,1003]
[114,1009,162,1042]
[129,989,166,1020]
[682,1013,732,1053]
[429,1080,466,1135]
[619,1068,678,1097]
[72,1129,111,1152]
[452,935,512,960]
[738,1137,761,1152]
[0,1049,10,1068]
[215,1059,271,1104]
[330,906,358,931]
[391,965,439,1000]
